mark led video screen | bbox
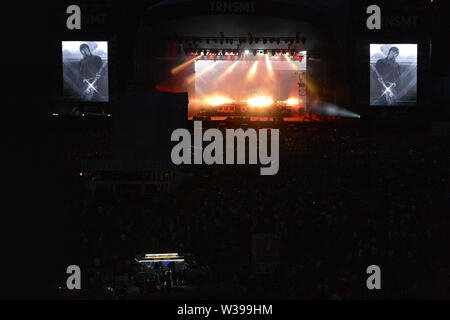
[190,53,307,117]
[62,41,109,102]
[370,44,417,106]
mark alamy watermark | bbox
[66,265,81,290]
[366,265,381,290]
[171,121,279,175]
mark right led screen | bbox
[370,44,417,106]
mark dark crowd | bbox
[55,121,450,299]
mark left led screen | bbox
[62,41,109,102]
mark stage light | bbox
[145,253,179,258]
[253,50,257,56]
[263,38,267,44]
[216,60,239,81]
[276,38,280,45]
[247,96,273,108]
[245,50,249,54]
[265,54,273,76]
[186,61,217,84]
[247,60,258,79]
[204,95,234,106]
[310,103,360,119]
[284,98,299,105]
[171,54,201,74]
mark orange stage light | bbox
[247,96,274,108]
[203,95,235,106]
[171,54,203,75]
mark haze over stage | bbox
[192,57,306,112]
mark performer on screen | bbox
[372,46,401,105]
[79,43,105,100]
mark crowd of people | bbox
[56,121,450,299]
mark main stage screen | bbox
[62,41,109,102]
[190,52,307,117]
[370,44,417,106]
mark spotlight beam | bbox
[186,61,218,84]
[284,54,301,71]
[171,54,202,75]
[247,61,258,79]
[265,54,273,77]
[310,103,360,119]
[216,60,239,82]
